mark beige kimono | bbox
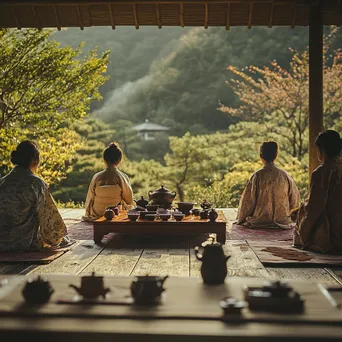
[237,163,300,228]
[84,166,134,221]
[294,157,342,253]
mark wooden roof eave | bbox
[0,0,341,30]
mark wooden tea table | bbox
[1,275,342,341]
[93,210,227,244]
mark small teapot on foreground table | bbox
[70,272,110,299]
[195,235,230,285]
[130,275,168,304]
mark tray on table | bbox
[93,210,227,243]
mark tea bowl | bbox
[159,214,171,222]
[146,214,156,221]
[173,213,185,222]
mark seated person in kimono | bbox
[83,142,134,221]
[0,141,71,251]
[237,141,300,228]
[294,130,342,253]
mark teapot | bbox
[130,275,168,304]
[70,272,110,299]
[148,185,176,208]
[104,208,115,220]
[194,236,230,285]
[135,196,149,208]
[22,276,54,304]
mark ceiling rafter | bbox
[31,5,42,29]
[11,7,21,29]
[225,2,230,30]
[156,3,162,28]
[180,2,184,27]
[291,2,296,28]
[268,1,274,27]
[52,5,61,30]
[76,4,84,30]
[248,1,253,29]
[204,2,208,29]
[133,3,139,29]
[108,4,116,29]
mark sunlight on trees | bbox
[0,29,109,183]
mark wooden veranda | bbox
[0,0,335,175]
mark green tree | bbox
[0,29,109,183]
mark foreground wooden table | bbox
[93,210,227,244]
[0,275,342,341]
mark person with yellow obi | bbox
[83,142,134,221]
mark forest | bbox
[0,26,341,207]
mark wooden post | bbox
[309,1,324,176]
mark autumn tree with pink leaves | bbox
[219,27,342,161]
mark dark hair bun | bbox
[10,141,40,168]
[103,142,123,165]
[108,143,119,150]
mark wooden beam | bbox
[338,0,342,27]
[11,7,21,29]
[291,2,296,28]
[156,3,162,28]
[76,4,84,30]
[225,2,230,30]
[108,4,116,29]
[31,5,42,29]
[248,1,253,29]
[204,2,208,29]
[88,4,92,26]
[52,5,61,30]
[309,0,324,177]
[268,1,274,28]
[180,2,184,27]
[133,3,139,29]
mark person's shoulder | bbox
[92,169,106,180]
[117,169,130,180]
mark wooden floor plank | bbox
[325,268,342,285]
[80,235,144,276]
[190,239,270,278]
[267,267,338,284]
[28,240,104,276]
[132,238,189,277]
[0,263,35,275]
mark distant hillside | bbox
[54,26,342,135]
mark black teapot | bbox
[104,208,115,220]
[148,185,176,208]
[130,275,168,304]
[22,276,54,304]
[135,196,149,208]
[194,237,230,285]
[70,272,110,299]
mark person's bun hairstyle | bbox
[10,141,40,168]
[260,141,278,162]
[103,142,123,165]
[315,130,342,158]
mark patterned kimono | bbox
[294,157,342,253]
[0,166,67,251]
[237,163,300,228]
[84,165,134,221]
